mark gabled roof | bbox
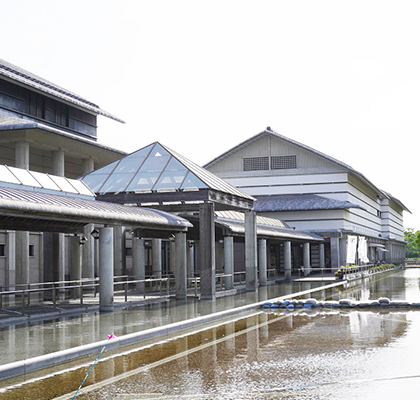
[82,142,255,211]
[381,190,411,213]
[254,194,362,212]
[204,128,387,199]
[0,58,124,123]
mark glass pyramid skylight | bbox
[82,143,209,194]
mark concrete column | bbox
[169,239,176,274]
[330,237,341,271]
[284,241,292,280]
[15,141,30,287]
[6,231,16,305]
[15,141,29,169]
[258,239,268,286]
[51,150,66,294]
[113,226,126,277]
[152,238,162,278]
[132,236,145,291]
[303,243,311,276]
[82,224,95,281]
[82,158,95,175]
[52,150,65,176]
[216,240,224,271]
[175,232,187,299]
[199,202,216,300]
[81,157,95,284]
[15,231,29,285]
[224,236,234,290]
[6,231,16,288]
[245,211,258,291]
[319,243,325,272]
[187,241,195,279]
[99,227,114,312]
[70,235,82,298]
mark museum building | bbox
[0,58,409,309]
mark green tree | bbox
[405,229,420,258]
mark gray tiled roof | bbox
[0,58,124,123]
[0,183,192,230]
[254,194,361,212]
[216,218,324,241]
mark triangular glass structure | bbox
[82,142,211,194]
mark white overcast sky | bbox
[1,0,419,230]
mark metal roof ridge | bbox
[0,58,125,123]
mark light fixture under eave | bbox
[91,228,100,240]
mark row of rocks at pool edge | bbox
[262,297,420,310]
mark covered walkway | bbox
[0,165,191,312]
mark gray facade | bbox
[205,128,409,269]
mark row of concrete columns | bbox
[13,141,95,289]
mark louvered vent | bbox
[271,155,297,170]
[243,157,270,171]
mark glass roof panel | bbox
[69,179,95,196]
[9,167,42,187]
[81,174,109,193]
[113,156,146,174]
[0,165,21,184]
[154,170,188,191]
[29,171,61,191]
[100,173,135,193]
[180,172,208,190]
[49,176,79,193]
[164,157,187,172]
[126,171,160,192]
[91,159,119,175]
[128,144,155,158]
[139,153,170,173]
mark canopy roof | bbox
[0,167,192,234]
[82,142,255,211]
[181,211,323,242]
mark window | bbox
[271,155,297,170]
[29,245,35,257]
[243,157,270,171]
[0,244,5,257]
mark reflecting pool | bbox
[1,268,420,400]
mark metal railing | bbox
[0,275,175,313]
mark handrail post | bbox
[143,279,146,299]
[125,282,128,302]
[27,284,31,306]
[21,290,25,314]
[52,283,57,309]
